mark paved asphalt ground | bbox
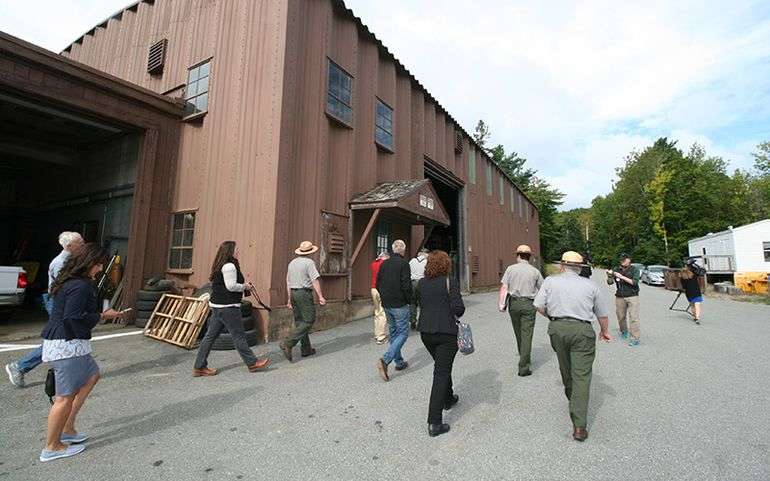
[1,272,768,481]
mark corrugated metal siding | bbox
[276,0,540,300]
[63,0,288,302]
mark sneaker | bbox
[694,319,700,325]
[60,432,89,444]
[5,362,25,388]
[620,331,629,341]
[628,338,640,347]
[39,444,86,462]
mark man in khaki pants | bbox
[607,253,641,346]
[370,251,389,344]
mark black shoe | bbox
[428,423,450,437]
[410,322,417,330]
[301,348,316,357]
[518,370,532,377]
[443,394,459,410]
[395,361,408,371]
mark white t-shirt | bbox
[409,255,427,281]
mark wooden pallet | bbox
[144,294,209,349]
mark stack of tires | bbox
[194,282,258,350]
[134,278,175,328]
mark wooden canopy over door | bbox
[348,180,450,266]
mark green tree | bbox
[473,120,491,147]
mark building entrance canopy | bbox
[349,179,450,227]
[348,180,450,266]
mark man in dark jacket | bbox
[375,239,412,381]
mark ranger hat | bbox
[516,244,532,254]
[561,251,584,265]
[619,252,631,260]
[295,241,319,256]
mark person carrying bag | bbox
[415,250,466,437]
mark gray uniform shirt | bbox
[533,270,609,322]
[287,257,320,289]
[500,260,543,299]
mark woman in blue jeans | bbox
[40,243,124,462]
[193,241,270,376]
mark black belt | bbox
[550,316,591,324]
[290,288,312,291]
[509,296,534,301]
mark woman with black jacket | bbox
[415,250,465,437]
[40,243,123,462]
[193,241,270,377]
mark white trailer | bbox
[688,219,770,274]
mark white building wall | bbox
[731,220,770,272]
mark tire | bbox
[136,290,164,301]
[136,300,159,311]
[193,282,212,298]
[211,328,258,351]
[134,316,150,328]
[142,279,175,292]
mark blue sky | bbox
[2,0,769,210]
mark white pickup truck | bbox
[0,266,27,313]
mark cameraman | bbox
[606,253,641,346]
[680,259,704,325]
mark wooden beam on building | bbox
[350,208,381,267]
[417,224,435,255]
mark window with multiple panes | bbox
[169,212,195,270]
[327,60,353,125]
[468,149,477,184]
[375,222,391,255]
[499,176,505,205]
[185,60,210,116]
[486,163,493,196]
[375,98,393,150]
[764,241,770,262]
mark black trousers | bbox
[420,332,458,424]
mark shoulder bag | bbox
[446,278,474,355]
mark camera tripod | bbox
[668,290,693,316]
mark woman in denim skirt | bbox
[39,243,124,462]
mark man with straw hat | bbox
[280,241,326,362]
[533,251,612,442]
[498,244,543,377]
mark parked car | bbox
[0,266,27,319]
[641,265,666,286]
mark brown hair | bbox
[425,250,451,279]
[680,267,695,280]
[51,243,107,295]
[210,241,240,280]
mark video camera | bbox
[684,256,706,277]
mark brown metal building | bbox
[5,0,539,332]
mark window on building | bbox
[375,98,393,151]
[486,163,493,196]
[468,149,477,184]
[518,193,523,218]
[169,212,195,270]
[510,186,514,212]
[499,176,505,205]
[375,222,391,255]
[185,60,210,116]
[764,241,770,262]
[327,60,353,125]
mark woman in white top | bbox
[193,241,270,376]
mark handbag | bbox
[446,278,474,355]
[44,368,55,405]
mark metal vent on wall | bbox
[147,39,167,75]
[455,131,464,154]
[472,256,480,274]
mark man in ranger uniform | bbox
[498,244,543,376]
[534,251,612,441]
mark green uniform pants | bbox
[410,279,420,326]
[507,297,536,373]
[547,319,596,429]
[286,289,316,353]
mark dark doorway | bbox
[423,168,462,285]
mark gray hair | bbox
[564,264,582,274]
[58,231,82,249]
[392,239,406,255]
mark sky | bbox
[2,0,769,210]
